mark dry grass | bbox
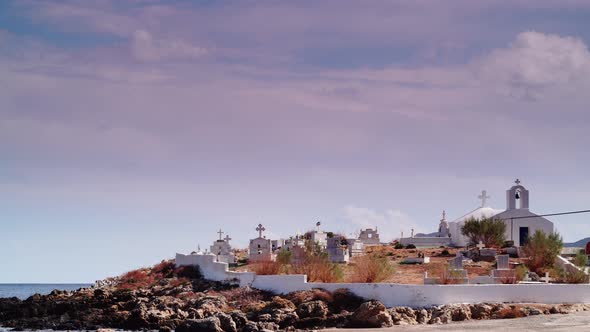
[348,254,395,283]
[292,255,343,282]
[250,260,283,275]
[287,288,334,306]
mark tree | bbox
[522,230,563,274]
[460,217,506,247]
[573,251,588,268]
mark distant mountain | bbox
[564,237,590,248]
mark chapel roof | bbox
[450,206,504,224]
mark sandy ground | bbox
[333,311,590,331]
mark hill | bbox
[564,237,590,248]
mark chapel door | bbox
[519,227,529,246]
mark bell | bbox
[515,191,520,199]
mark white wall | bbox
[176,253,590,308]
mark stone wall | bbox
[176,253,590,308]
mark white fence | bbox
[176,253,590,308]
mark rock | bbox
[216,312,237,332]
[257,321,280,331]
[349,300,393,328]
[296,300,329,319]
[415,308,430,324]
[389,306,417,325]
[451,304,471,321]
[243,321,260,332]
[429,305,452,324]
[471,303,493,319]
[527,307,543,316]
[230,310,249,330]
[196,296,227,316]
[176,317,224,332]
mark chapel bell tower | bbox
[506,178,529,210]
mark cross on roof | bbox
[476,241,485,250]
[217,229,224,240]
[441,210,446,221]
[478,190,490,207]
[224,235,232,243]
[515,178,521,185]
[256,223,266,238]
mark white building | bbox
[449,180,554,247]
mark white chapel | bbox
[448,179,554,247]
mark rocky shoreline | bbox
[1,262,589,331]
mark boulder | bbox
[216,312,237,332]
[470,303,493,320]
[175,317,224,332]
[349,300,393,328]
[296,300,329,319]
[389,306,417,325]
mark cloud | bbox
[340,206,419,242]
[477,31,590,100]
[131,30,207,62]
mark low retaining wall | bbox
[176,253,590,308]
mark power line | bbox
[500,209,590,221]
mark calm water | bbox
[0,284,91,300]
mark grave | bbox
[248,223,276,262]
[358,228,381,246]
[491,255,516,283]
[447,255,469,282]
[210,229,236,264]
[327,235,350,263]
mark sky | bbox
[1,0,590,283]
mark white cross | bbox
[316,221,321,232]
[441,210,446,221]
[478,190,490,207]
[256,223,266,238]
[476,241,485,250]
[540,272,551,283]
[515,178,521,185]
[224,235,232,243]
[217,229,224,240]
[411,228,414,238]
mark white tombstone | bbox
[327,235,350,263]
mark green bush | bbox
[394,243,404,249]
[405,244,416,249]
[573,252,588,268]
[522,230,563,274]
[460,217,506,247]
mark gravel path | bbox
[335,311,590,331]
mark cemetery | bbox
[176,179,590,307]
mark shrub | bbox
[276,249,292,265]
[175,265,203,279]
[434,264,465,285]
[522,230,563,274]
[349,254,394,283]
[441,249,450,256]
[292,254,343,283]
[251,260,283,275]
[394,243,404,249]
[118,269,156,290]
[287,288,334,306]
[573,252,588,268]
[405,244,416,249]
[461,217,506,247]
[216,287,268,310]
[153,260,176,278]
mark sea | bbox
[0,283,91,300]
